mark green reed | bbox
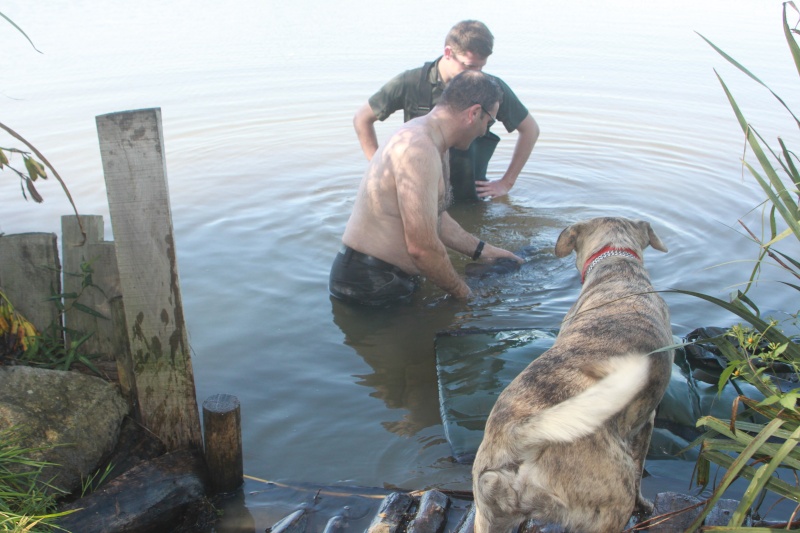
[671,3,800,530]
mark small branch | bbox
[0,11,42,53]
[624,498,710,532]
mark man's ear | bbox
[468,104,481,124]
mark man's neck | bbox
[423,109,454,154]
[435,57,452,85]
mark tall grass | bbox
[672,2,800,530]
[0,427,73,532]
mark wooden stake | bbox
[203,393,243,493]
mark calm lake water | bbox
[2,0,799,529]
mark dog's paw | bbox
[633,495,654,517]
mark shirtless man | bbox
[330,71,522,306]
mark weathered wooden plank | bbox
[407,489,449,533]
[0,232,61,332]
[110,295,137,413]
[203,393,243,494]
[61,215,121,357]
[96,108,201,451]
[368,491,414,533]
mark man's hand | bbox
[476,113,539,200]
[477,242,524,264]
[475,178,512,200]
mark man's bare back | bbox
[342,116,450,275]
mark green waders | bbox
[412,63,501,202]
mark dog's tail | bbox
[516,353,650,448]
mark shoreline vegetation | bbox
[666,2,800,530]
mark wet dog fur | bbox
[472,217,674,533]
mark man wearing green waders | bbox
[353,20,539,203]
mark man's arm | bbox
[475,113,540,199]
[396,141,472,299]
[438,212,523,264]
[353,102,380,160]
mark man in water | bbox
[353,20,539,203]
[330,71,522,306]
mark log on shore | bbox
[367,491,415,533]
[56,450,207,533]
[322,514,348,532]
[261,487,761,533]
[406,489,450,533]
[266,509,308,533]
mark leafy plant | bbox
[79,462,115,498]
[20,260,108,375]
[670,2,800,529]
[0,290,38,360]
[2,259,108,375]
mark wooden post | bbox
[202,394,243,493]
[96,108,201,451]
[0,233,61,332]
[61,215,121,357]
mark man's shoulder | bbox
[387,121,439,161]
[484,71,528,128]
[485,73,516,95]
[389,61,435,87]
[369,61,436,121]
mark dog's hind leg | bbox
[629,410,656,515]
[473,505,519,533]
[473,470,525,533]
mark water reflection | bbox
[330,296,462,437]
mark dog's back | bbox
[472,218,674,533]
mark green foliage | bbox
[0,147,47,204]
[15,260,108,375]
[79,462,115,498]
[673,3,800,529]
[0,427,74,532]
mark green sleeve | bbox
[493,76,529,133]
[368,69,416,122]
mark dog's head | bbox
[554,217,667,270]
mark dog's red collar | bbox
[581,246,640,283]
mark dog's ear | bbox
[639,221,668,253]
[555,225,579,257]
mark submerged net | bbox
[434,328,768,464]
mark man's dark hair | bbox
[440,70,502,113]
[445,20,494,58]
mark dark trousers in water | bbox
[329,245,420,306]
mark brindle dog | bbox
[472,217,674,533]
